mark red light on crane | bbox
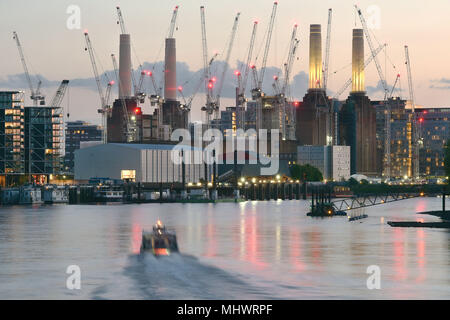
[419,118,424,123]
[234,70,241,76]
[147,71,152,76]
[109,80,115,85]
[134,107,142,115]
[293,101,300,107]
[208,82,214,89]
[211,76,217,83]
[178,86,183,92]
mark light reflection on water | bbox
[0,198,449,299]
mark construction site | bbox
[1,2,446,188]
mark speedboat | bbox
[140,220,179,256]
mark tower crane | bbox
[199,6,216,128]
[251,1,278,131]
[84,31,115,143]
[279,24,299,139]
[214,12,241,120]
[355,5,392,179]
[405,45,420,179]
[12,31,45,106]
[50,80,70,109]
[235,20,258,130]
[323,9,332,92]
[168,5,179,38]
[257,1,278,91]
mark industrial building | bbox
[339,29,377,176]
[74,143,215,184]
[296,24,333,146]
[297,145,351,181]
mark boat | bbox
[93,185,124,202]
[140,220,179,256]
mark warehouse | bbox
[74,143,214,184]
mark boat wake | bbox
[121,253,271,299]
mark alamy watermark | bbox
[66,5,81,30]
[66,265,81,290]
[366,265,381,290]
[170,127,280,176]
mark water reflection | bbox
[0,197,448,299]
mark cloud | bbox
[429,78,450,90]
[0,62,309,102]
[366,80,403,97]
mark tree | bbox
[444,139,450,183]
[290,164,323,182]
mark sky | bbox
[1,0,449,124]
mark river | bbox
[0,197,449,299]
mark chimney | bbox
[119,34,132,98]
[164,38,177,101]
[352,29,365,93]
[309,24,322,90]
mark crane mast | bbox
[240,21,258,98]
[405,45,420,179]
[12,31,45,106]
[323,9,332,92]
[258,1,278,90]
[355,5,393,179]
[168,5,179,38]
[215,12,241,120]
[50,80,69,109]
[200,6,215,128]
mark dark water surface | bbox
[0,198,449,299]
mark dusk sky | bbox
[1,0,449,124]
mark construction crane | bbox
[199,6,216,128]
[12,31,45,106]
[279,24,299,139]
[214,12,241,120]
[323,9,332,92]
[235,21,258,130]
[251,1,278,131]
[84,31,116,143]
[168,5,179,38]
[50,80,69,109]
[355,5,389,98]
[405,45,420,179]
[257,1,278,90]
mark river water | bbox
[0,197,449,299]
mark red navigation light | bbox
[419,118,424,123]
[109,80,115,85]
[134,107,142,115]
[234,70,241,76]
[83,29,89,35]
[294,101,300,107]
[178,86,183,92]
[211,76,217,83]
[250,64,255,69]
[254,19,259,24]
[147,71,152,76]
[208,82,214,89]
[273,75,278,80]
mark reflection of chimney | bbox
[119,34,132,98]
[352,29,365,93]
[309,24,322,90]
[164,38,176,101]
